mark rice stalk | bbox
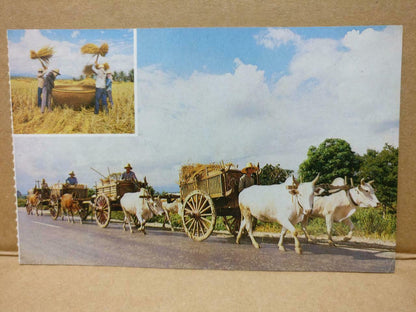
[99,43,109,56]
[81,43,100,55]
[30,46,54,64]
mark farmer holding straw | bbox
[92,62,108,114]
[37,67,47,107]
[41,69,60,113]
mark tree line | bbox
[74,69,134,82]
[259,138,398,213]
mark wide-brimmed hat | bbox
[52,69,60,75]
[106,70,112,75]
[241,162,258,174]
[124,163,132,170]
[38,68,44,73]
[69,171,75,176]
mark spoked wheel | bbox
[49,199,60,220]
[94,194,111,228]
[79,203,90,221]
[223,215,241,237]
[181,190,216,242]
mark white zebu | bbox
[301,177,380,246]
[237,175,319,254]
[120,189,164,234]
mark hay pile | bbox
[179,162,235,184]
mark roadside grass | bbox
[10,78,134,134]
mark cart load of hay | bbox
[179,162,236,184]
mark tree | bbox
[113,71,118,82]
[358,144,398,210]
[298,138,360,184]
[259,164,294,185]
[128,69,134,82]
[119,71,126,82]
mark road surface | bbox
[17,208,395,272]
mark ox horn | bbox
[292,175,299,187]
[360,178,365,186]
[368,180,374,185]
[350,178,354,187]
[311,173,320,185]
[344,176,347,185]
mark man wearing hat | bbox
[238,162,259,192]
[41,68,60,113]
[92,62,108,114]
[65,171,78,185]
[37,67,47,107]
[121,163,139,184]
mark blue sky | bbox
[137,26,387,82]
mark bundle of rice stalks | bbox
[30,46,55,64]
[103,62,110,70]
[81,43,109,57]
[81,43,99,55]
[83,65,94,76]
[179,162,235,184]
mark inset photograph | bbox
[8,29,135,134]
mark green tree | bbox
[128,69,134,82]
[298,138,360,184]
[358,144,398,210]
[119,71,126,82]
[259,164,294,185]
[113,71,118,81]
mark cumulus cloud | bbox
[13,26,402,194]
[255,28,301,49]
[71,30,80,38]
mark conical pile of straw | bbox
[30,46,55,64]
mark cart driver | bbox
[65,171,78,185]
[121,163,139,185]
[238,162,259,193]
[41,178,48,189]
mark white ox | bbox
[237,175,319,254]
[120,189,164,234]
[160,199,182,231]
[301,177,380,246]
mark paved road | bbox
[17,208,395,272]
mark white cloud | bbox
[255,28,301,49]
[12,26,402,194]
[71,30,80,38]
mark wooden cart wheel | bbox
[49,199,60,220]
[223,215,241,237]
[181,190,216,242]
[79,203,90,221]
[94,194,111,228]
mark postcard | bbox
[11,26,401,272]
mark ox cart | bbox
[48,183,91,221]
[179,165,248,241]
[93,173,147,228]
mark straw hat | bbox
[69,171,75,176]
[106,70,112,75]
[52,69,60,75]
[38,68,44,73]
[241,162,258,174]
[124,163,133,170]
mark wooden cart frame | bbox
[48,184,91,221]
[179,167,244,241]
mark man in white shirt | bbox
[92,62,108,115]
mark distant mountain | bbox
[16,190,23,198]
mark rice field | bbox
[10,78,135,134]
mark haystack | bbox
[179,162,235,184]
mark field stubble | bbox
[11,78,135,134]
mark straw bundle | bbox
[179,162,235,184]
[99,43,109,56]
[103,62,110,70]
[30,46,55,64]
[81,43,99,55]
[83,65,94,76]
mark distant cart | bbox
[93,174,146,228]
[48,183,91,221]
[179,165,248,241]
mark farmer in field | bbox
[37,67,47,107]
[238,162,259,192]
[121,163,139,184]
[92,62,108,114]
[40,69,60,113]
[65,171,78,185]
[106,70,114,108]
